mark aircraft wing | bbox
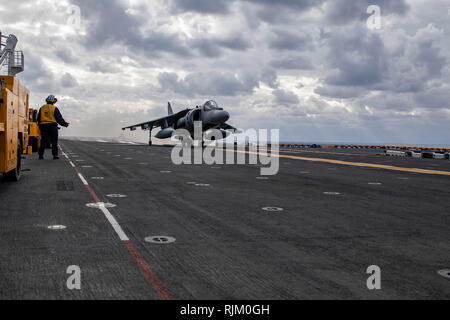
[122,109,190,131]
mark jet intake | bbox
[176,117,186,129]
[155,128,175,139]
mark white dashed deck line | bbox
[86,202,116,208]
[437,269,450,279]
[262,207,284,212]
[60,146,139,270]
[62,150,128,241]
[48,225,66,230]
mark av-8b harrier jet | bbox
[122,100,238,146]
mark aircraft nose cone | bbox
[212,111,230,124]
[222,111,230,122]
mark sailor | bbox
[37,95,69,160]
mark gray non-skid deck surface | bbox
[0,139,449,299]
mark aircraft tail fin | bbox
[168,102,174,115]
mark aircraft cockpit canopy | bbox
[203,100,223,111]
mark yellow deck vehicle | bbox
[0,32,29,181]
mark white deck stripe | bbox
[60,145,130,241]
[78,173,89,186]
[98,204,129,241]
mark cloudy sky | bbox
[1,0,449,145]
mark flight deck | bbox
[0,139,449,299]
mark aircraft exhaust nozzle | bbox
[155,128,175,139]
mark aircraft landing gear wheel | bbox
[4,141,22,182]
[149,141,152,146]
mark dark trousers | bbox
[39,124,59,157]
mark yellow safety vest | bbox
[39,104,57,124]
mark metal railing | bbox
[0,32,23,75]
[10,50,24,74]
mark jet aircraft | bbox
[122,100,238,146]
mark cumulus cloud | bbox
[323,28,388,87]
[61,73,78,88]
[0,0,448,144]
[273,89,300,106]
[268,30,314,51]
[20,52,58,93]
[158,71,260,97]
[170,0,231,15]
[55,48,78,64]
[88,58,121,73]
[270,55,313,70]
[191,34,252,58]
